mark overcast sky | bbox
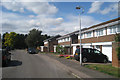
[0,1,118,36]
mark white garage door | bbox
[102,45,112,61]
[73,46,76,55]
[83,45,91,48]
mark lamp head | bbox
[76,6,81,9]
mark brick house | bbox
[42,35,61,52]
[57,17,120,62]
[56,30,79,54]
[72,17,120,62]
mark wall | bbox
[49,39,58,52]
[78,34,115,44]
[112,42,120,67]
[58,41,70,46]
[43,47,48,52]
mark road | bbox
[2,50,75,78]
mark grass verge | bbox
[84,64,120,78]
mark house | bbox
[73,17,120,62]
[41,35,61,52]
[57,17,120,62]
[56,30,86,54]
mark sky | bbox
[0,1,119,36]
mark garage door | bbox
[102,45,112,61]
[73,46,76,55]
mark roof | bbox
[57,17,120,40]
[43,35,61,42]
[56,28,87,40]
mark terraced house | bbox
[42,35,61,52]
[57,17,120,62]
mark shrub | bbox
[56,45,65,54]
[115,34,120,42]
[116,47,120,60]
[115,33,120,60]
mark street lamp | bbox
[76,6,84,66]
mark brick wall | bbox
[43,47,48,52]
[112,42,120,68]
[78,34,115,43]
[58,41,70,45]
[49,40,58,52]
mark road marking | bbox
[71,73,82,79]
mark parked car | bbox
[27,48,38,54]
[1,49,11,66]
[74,48,108,63]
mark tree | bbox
[25,29,42,48]
[4,32,17,48]
[14,34,27,49]
[3,32,27,49]
[25,29,51,48]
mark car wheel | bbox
[103,59,108,63]
[82,57,87,63]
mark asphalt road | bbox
[2,50,75,78]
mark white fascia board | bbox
[92,42,112,45]
[71,42,112,46]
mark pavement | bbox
[44,53,119,79]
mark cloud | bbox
[88,2,118,15]
[22,2,58,15]
[1,2,100,36]
[100,3,118,15]
[2,2,25,12]
[88,2,104,13]
[45,15,100,35]
[2,2,58,15]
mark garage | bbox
[102,45,112,61]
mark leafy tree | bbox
[14,34,27,49]
[25,29,41,48]
[4,32,17,48]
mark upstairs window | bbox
[117,24,120,32]
[86,32,92,38]
[96,29,104,36]
[109,25,117,34]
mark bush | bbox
[116,47,120,60]
[56,45,65,54]
[115,34,120,60]
[115,34,120,42]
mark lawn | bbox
[84,64,120,78]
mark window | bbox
[66,37,69,41]
[86,32,92,38]
[117,24,120,32]
[94,49,101,54]
[81,34,84,39]
[96,29,104,36]
[109,25,117,34]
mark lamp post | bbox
[76,6,84,66]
